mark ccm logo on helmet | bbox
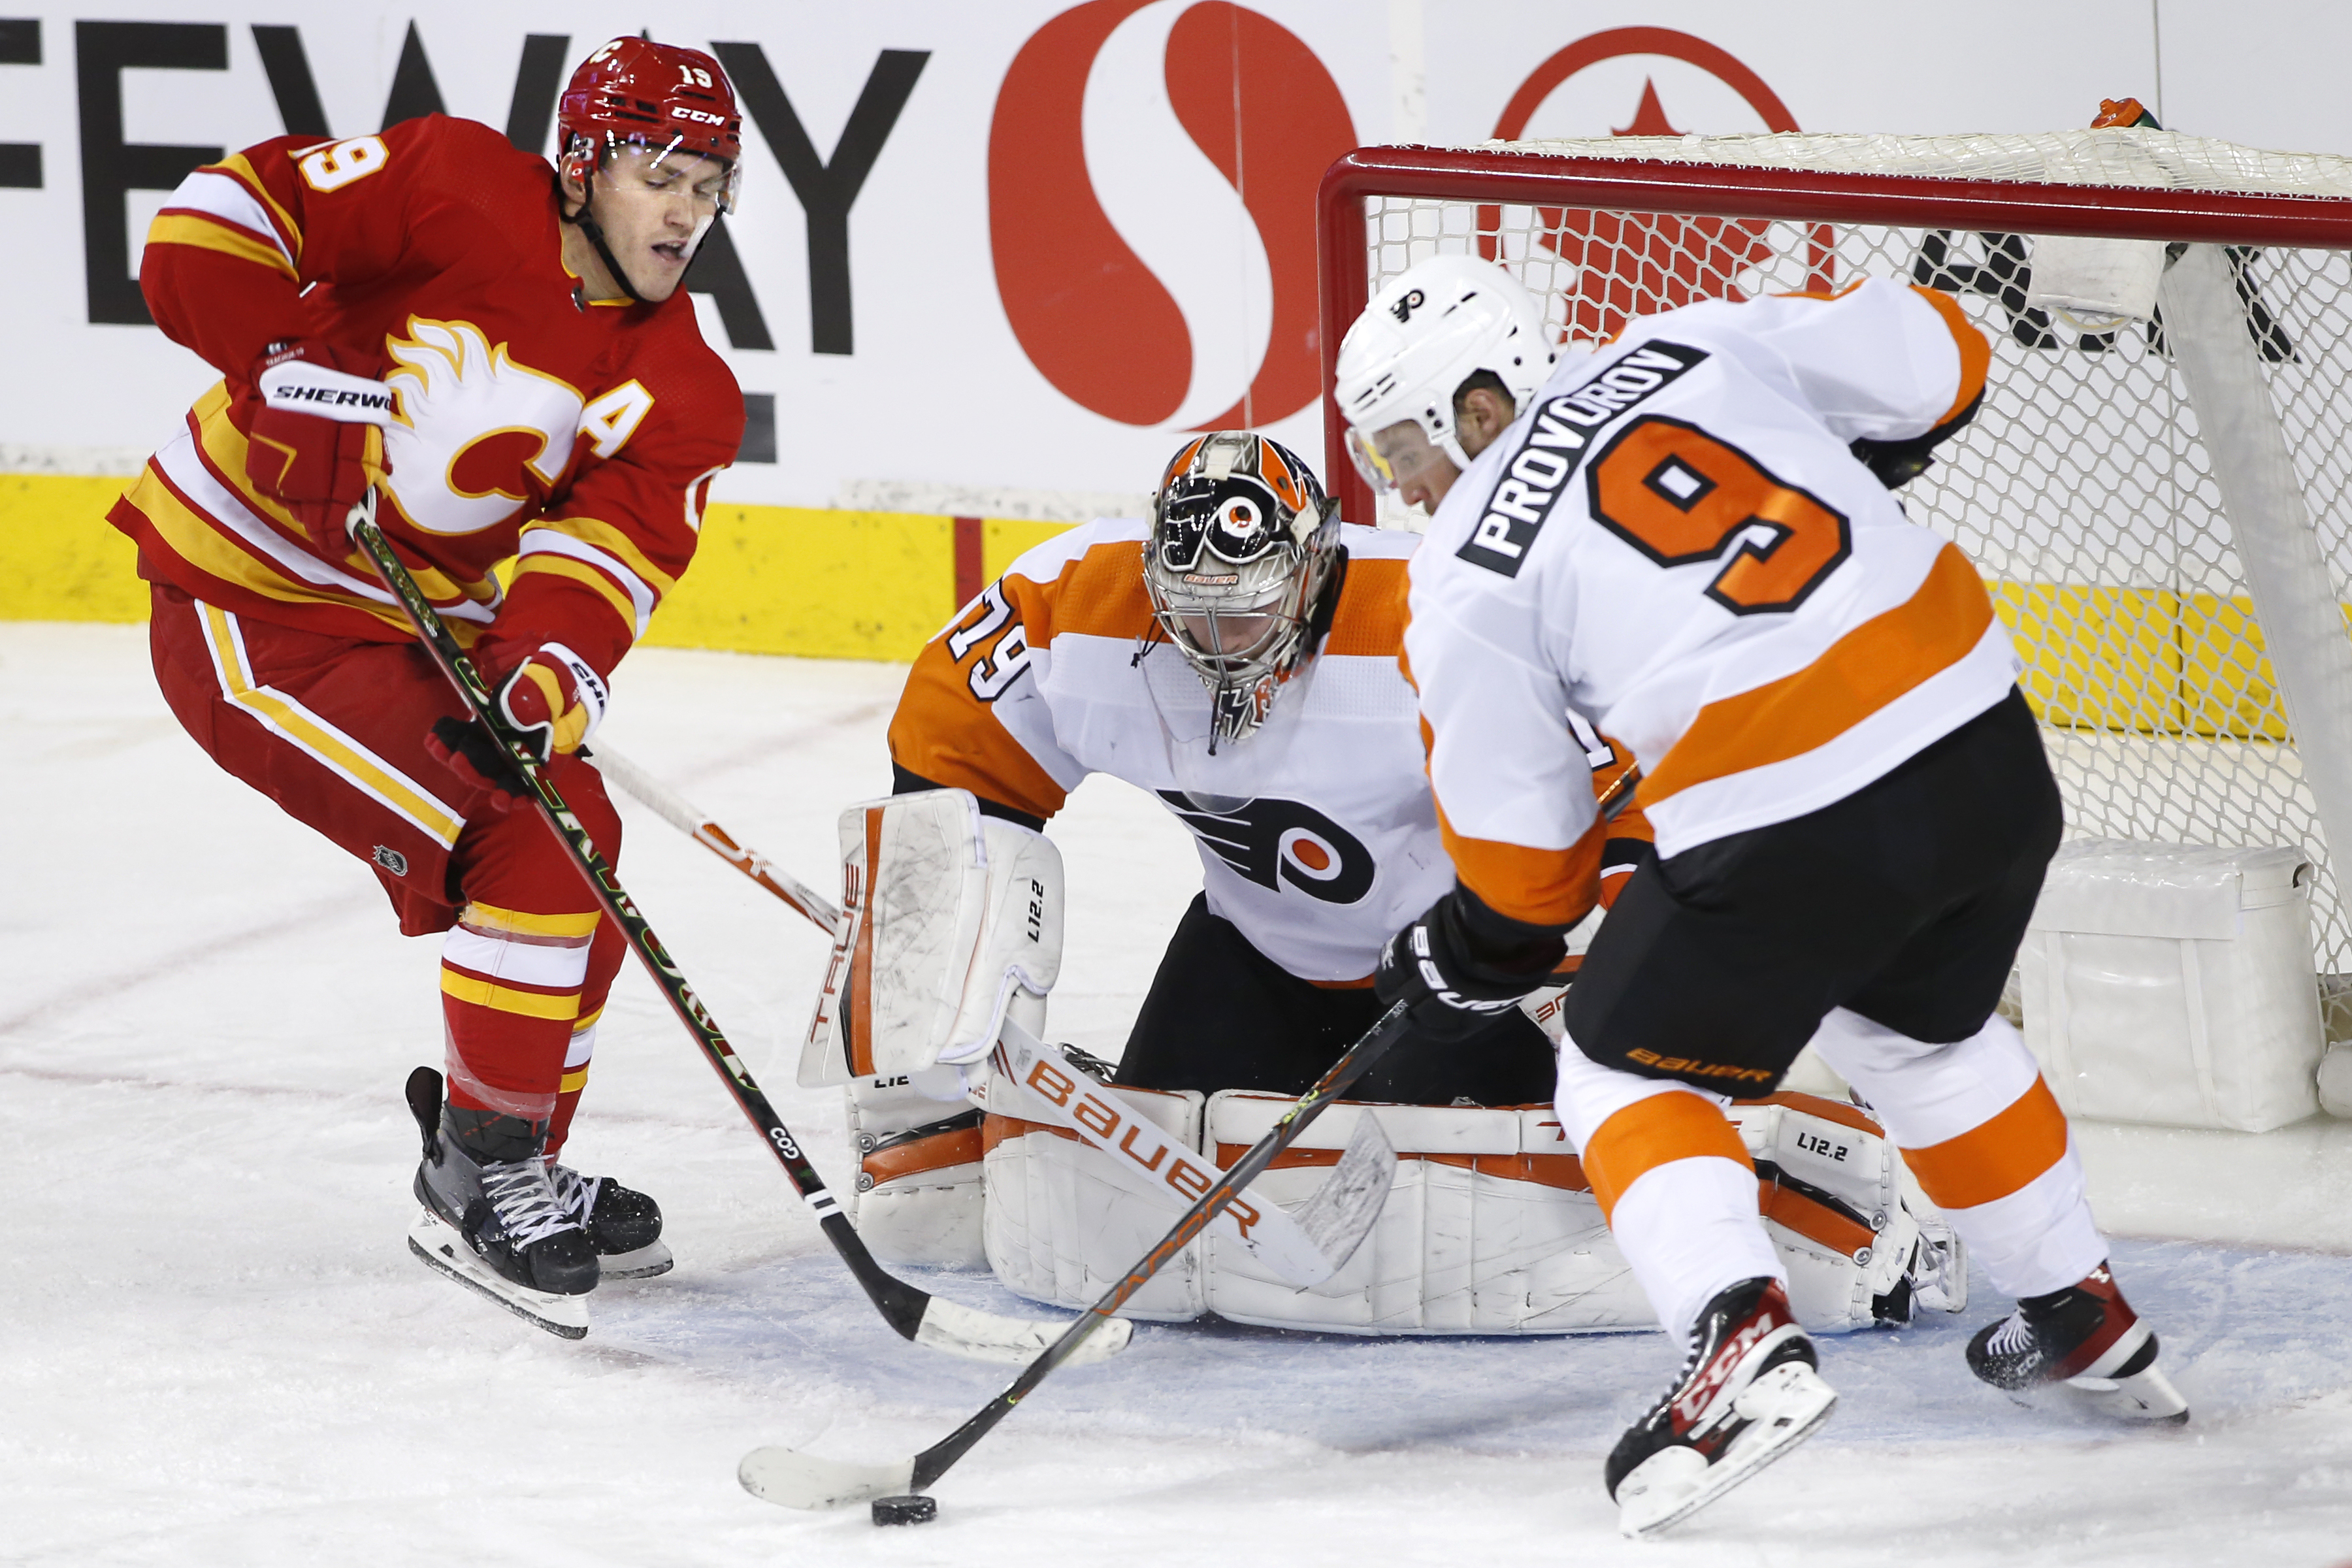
[672,106,727,125]
[1456,342,1709,578]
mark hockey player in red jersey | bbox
[1340,255,2186,1534]
[112,37,747,1335]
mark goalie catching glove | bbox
[244,338,393,553]
[1376,885,1569,1044]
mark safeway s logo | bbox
[1484,27,1829,342]
[988,1,1356,429]
[1156,792,1375,904]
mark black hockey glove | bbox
[427,714,529,814]
[1375,886,1569,1046]
[1850,388,1984,489]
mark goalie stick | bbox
[344,491,1131,1368]
[738,999,1414,1512]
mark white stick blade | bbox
[1288,1107,1397,1278]
[738,1446,916,1511]
[913,1296,1134,1366]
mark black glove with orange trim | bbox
[1375,886,1569,1045]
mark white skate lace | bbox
[544,1163,604,1227]
[1985,1309,2037,1359]
[480,1158,578,1248]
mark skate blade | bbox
[1619,1364,1838,1539]
[2066,1364,2190,1424]
[406,1211,591,1340]
[599,1239,674,1280]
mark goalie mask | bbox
[1143,432,1339,752]
[1334,254,1554,496]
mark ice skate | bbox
[404,1067,597,1339]
[1967,1260,2188,1423]
[1605,1278,1838,1538]
[547,1162,672,1279]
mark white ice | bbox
[5,623,2351,1566]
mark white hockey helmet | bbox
[1333,254,1554,493]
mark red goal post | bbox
[1317,143,2352,525]
[1315,135,2352,1025]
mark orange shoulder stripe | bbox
[1323,555,1409,657]
[1015,538,1154,647]
[1641,543,1995,808]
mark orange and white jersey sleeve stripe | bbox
[887,521,1148,821]
[1407,278,2016,905]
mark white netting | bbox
[1358,133,2352,1034]
[1469,130,2352,201]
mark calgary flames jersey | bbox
[112,114,743,678]
[892,520,1651,982]
[1405,279,2012,931]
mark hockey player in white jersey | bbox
[806,431,1961,1341]
[1339,255,2187,1534]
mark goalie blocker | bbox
[798,790,1064,1266]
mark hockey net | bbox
[1320,131,2352,1037]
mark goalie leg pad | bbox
[1190,1091,1953,1336]
[1731,1093,1908,1331]
[847,1072,985,1269]
[1201,1096,1654,1335]
[979,1071,1208,1322]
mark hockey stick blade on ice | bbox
[344,491,1129,1367]
[588,742,840,930]
[740,1000,1416,1512]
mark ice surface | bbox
[5,624,2350,1565]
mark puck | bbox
[871,1494,937,1526]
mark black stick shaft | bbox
[906,1000,1415,1491]
[347,499,932,1339]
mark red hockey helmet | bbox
[558,37,742,212]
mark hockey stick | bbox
[587,742,840,930]
[738,998,1414,1511]
[992,1018,1395,1288]
[344,491,1130,1367]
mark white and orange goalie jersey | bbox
[1404,280,2006,931]
[892,520,1653,983]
